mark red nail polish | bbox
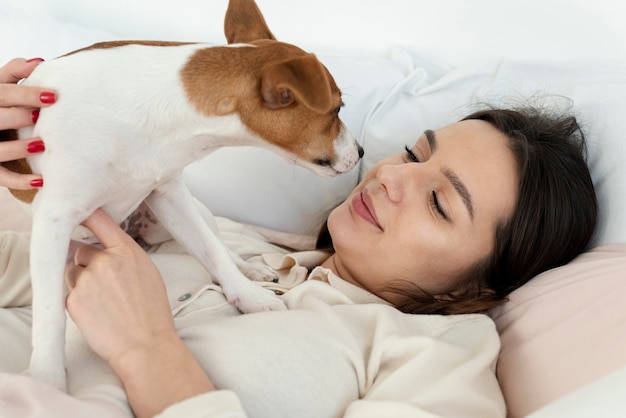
[30,179,44,188]
[27,140,45,153]
[32,109,40,123]
[26,57,45,63]
[39,92,56,104]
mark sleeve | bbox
[343,315,506,418]
[155,390,248,418]
[0,372,129,418]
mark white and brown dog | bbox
[0,0,362,390]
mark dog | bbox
[0,0,362,390]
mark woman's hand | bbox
[66,209,214,417]
[0,58,56,189]
[65,208,174,363]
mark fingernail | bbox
[39,92,56,104]
[31,109,40,123]
[26,57,45,63]
[27,140,45,153]
[30,178,44,188]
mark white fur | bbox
[20,42,359,390]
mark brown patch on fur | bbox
[63,40,194,57]
[210,0,343,164]
[180,43,342,162]
[0,129,37,203]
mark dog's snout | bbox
[313,141,363,171]
[313,158,333,167]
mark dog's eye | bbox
[333,101,344,116]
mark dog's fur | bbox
[0,0,362,390]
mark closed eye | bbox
[333,102,345,115]
[405,145,448,220]
[404,145,419,162]
[431,190,448,220]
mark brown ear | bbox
[260,54,333,113]
[224,0,276,44]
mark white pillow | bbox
[361,51,626,247]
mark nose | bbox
[376,163,406,203]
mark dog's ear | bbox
[260,55,334,114]
[224,0,276,44]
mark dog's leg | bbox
[28,200,79,391]
[190,196,279,282]
[126,199,278,281]
[144,177,286,313]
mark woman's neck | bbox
[321,254,360,289]
[321,253,399,307]
[320,254,338,275]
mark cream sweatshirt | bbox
[0,218,505,418]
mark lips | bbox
[352,189,382,230]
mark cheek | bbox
[326,202,356,245]
[378,226,466,291]
[328,207,462,297]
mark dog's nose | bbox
[358,144,365,159]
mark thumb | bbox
[82,208,131,249]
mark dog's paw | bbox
[227,285,287,313]
[235,259,279,283]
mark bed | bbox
[1,0,625,416]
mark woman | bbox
[0,58,597,418]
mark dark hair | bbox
[318,106,598,315]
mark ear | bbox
[224,0,276,44]
[260,54,334,113]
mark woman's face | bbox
[325,119,519,304]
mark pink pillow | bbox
[490,245,626,417]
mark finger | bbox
[73,244,101,267]
[0,165,42,190]
[82,209,133,249]
[0,58,43,83]
[65,263,85,291]
[0,107,40,130]
[0,137,44,161]
[0,84,56,108]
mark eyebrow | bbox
[424,129,437,152]
[425,130,475,220]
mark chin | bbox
[326,206,354,245]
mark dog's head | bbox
[237,43,363,177]
[185,0,363,177]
